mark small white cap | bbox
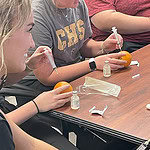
[72,91,78,94]
[146,104,150,110]
[104,60,109,63]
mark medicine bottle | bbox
[71,91,80,110]
[103,60,111,77]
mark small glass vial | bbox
[103,60,111,77]
[71,91,80,110]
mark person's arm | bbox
[91,10,150,34]
[6,101,38,125]
[80,32,123,58]
[6,85,72,125]
[80,39,104,57]
[34,52,126,86]
[0,110,57,150]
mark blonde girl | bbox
[0,0,77,149]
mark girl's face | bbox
[3,13,35,73]
[53,0,79,8]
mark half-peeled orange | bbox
[54,81,73,93]
[120,51,132,67]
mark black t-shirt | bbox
[0,112,15,150]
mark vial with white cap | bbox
[103,60,111,77]
[71,91,80,110]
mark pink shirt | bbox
[85,0,150,43]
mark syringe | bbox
[136,139,150,150]
[44,48,58,74]
[112,27,122,51]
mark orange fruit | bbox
[119,51,132,67]
[54,81,73,93]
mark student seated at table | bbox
[85,0,150,53]
[0,0,79,149]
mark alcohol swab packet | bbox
[84,77,121,97]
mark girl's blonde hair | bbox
[0,0,31,75]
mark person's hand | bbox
[26,46,53,70]
[95,52,127,70]
[33,85,72,112]
[102,33,123,53]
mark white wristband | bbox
[89,58,97,71]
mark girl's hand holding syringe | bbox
[25,46,58,74]
[43,47,58,74]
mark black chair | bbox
[0,83,40,98]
